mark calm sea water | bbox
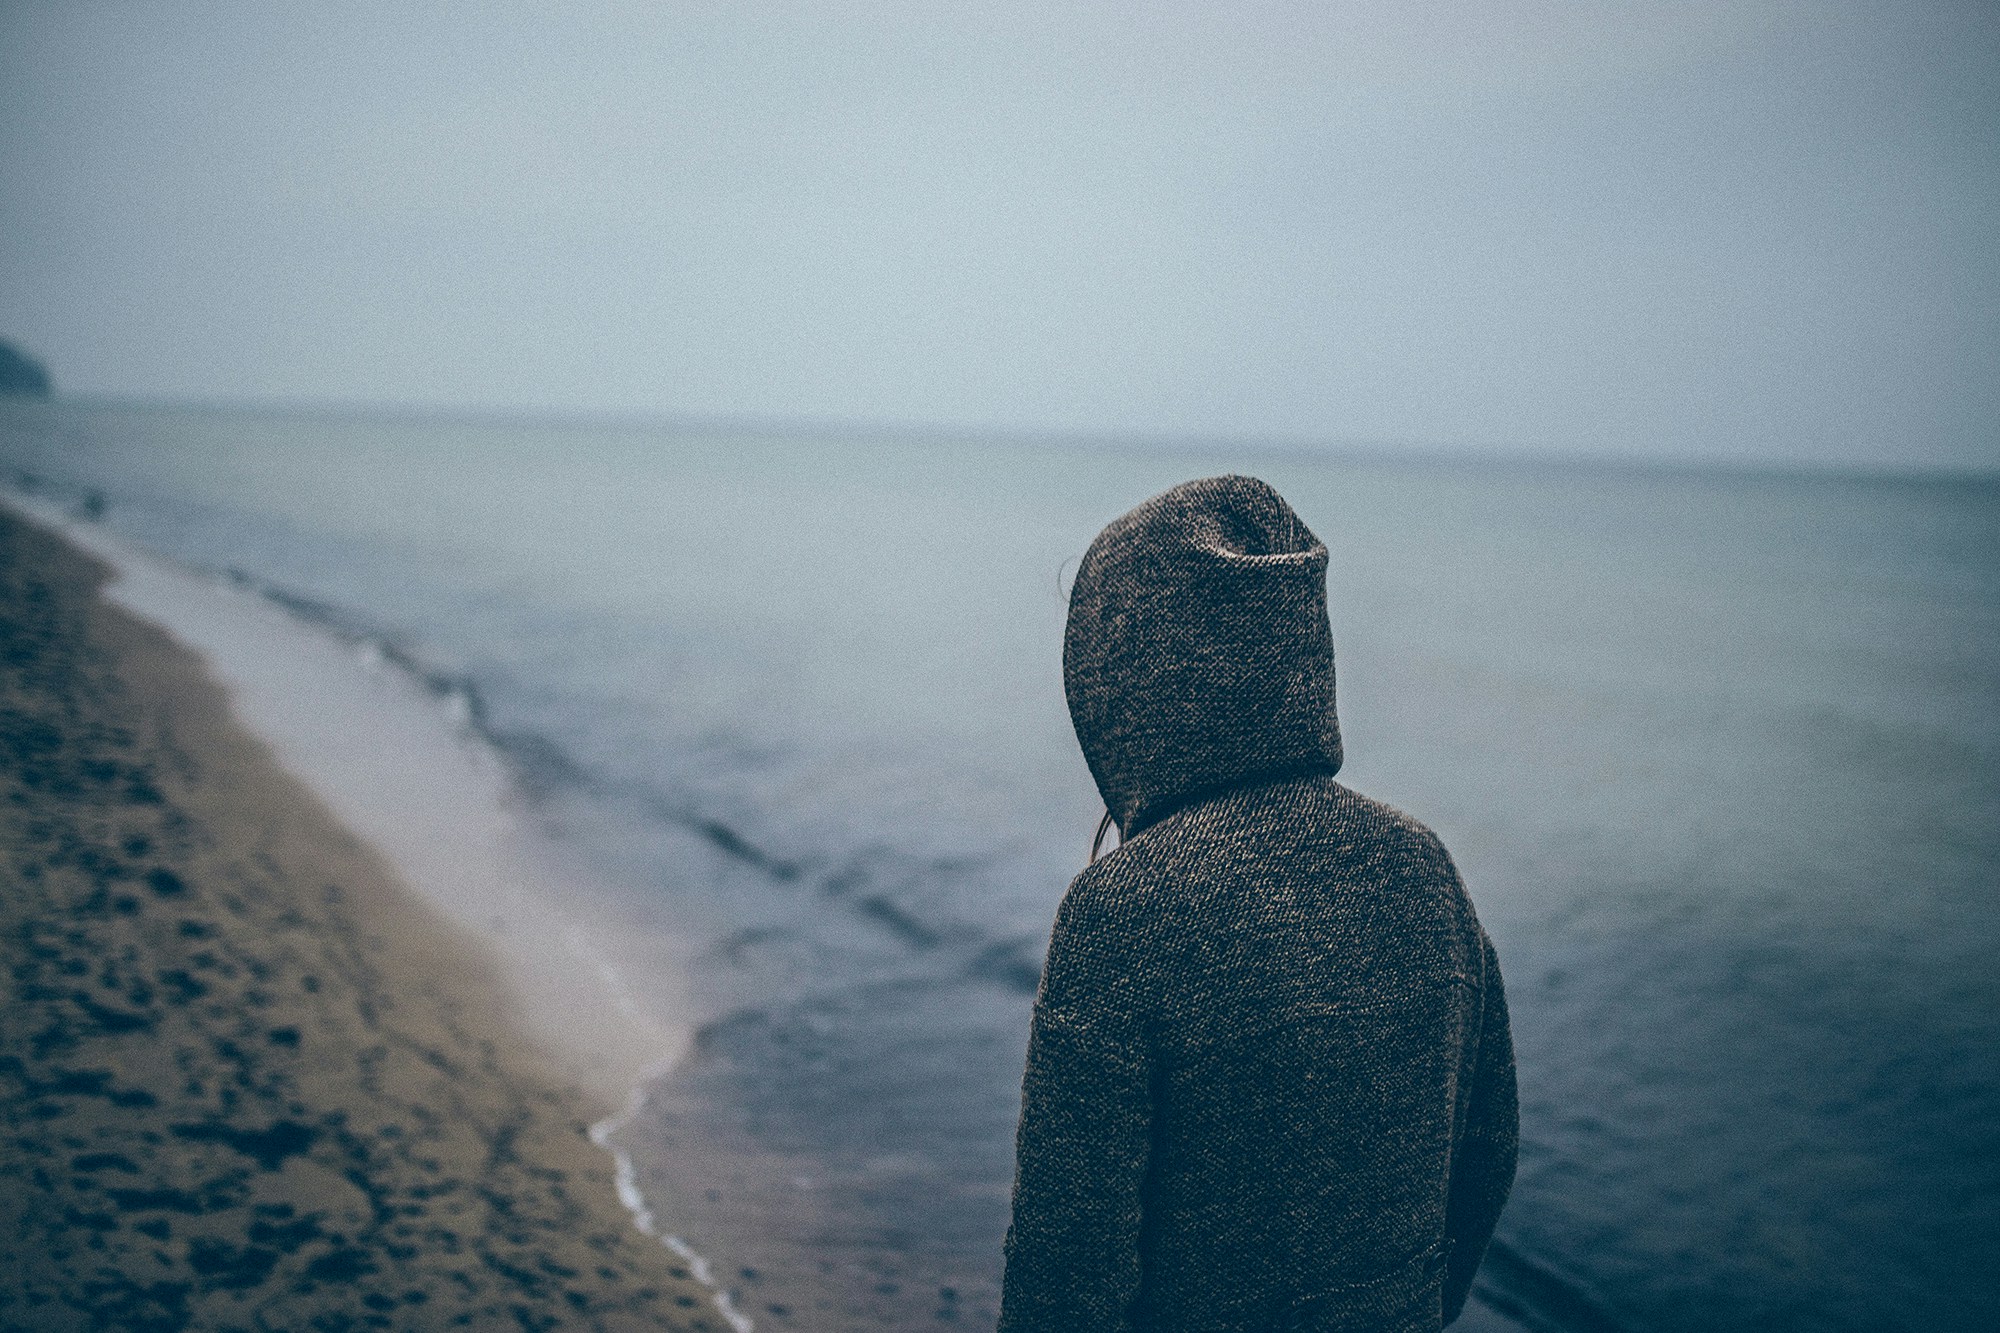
[4,399,1995,1332]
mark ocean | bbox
[3,398,1994,1332]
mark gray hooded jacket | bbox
[999,476,1517,1333]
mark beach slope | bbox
[0,511,722,1330]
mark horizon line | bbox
[9,388,1993,484]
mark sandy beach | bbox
[0,510,725,1329]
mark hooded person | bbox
[998,475,1517,1333]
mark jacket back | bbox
[999,476,1517,1333]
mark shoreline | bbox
[9,491,690,1108]
[0,505,736,1329]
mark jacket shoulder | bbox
[1333,783,1464,875]
[1045,850,1159,954]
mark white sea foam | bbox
[591,1083,756,1333]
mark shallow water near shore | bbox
[4,398,1996,1331]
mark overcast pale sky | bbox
[1,1,1994,467]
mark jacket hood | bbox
[1064,475,1343,836]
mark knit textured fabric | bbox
[1000,476,1518,1333]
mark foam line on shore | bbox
[591,1085,757,1333]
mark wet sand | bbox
[0,510,726,1330]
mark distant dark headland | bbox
[0,341,52,397]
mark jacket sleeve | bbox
[997,887,1154,1333]
[1442,929,1520,1325]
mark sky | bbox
[1,1,1994,469]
